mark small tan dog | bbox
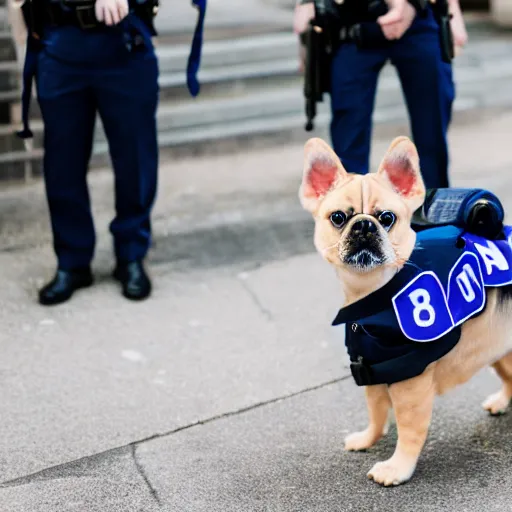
[299,136,512,486]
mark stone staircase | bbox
[0,8,512,183]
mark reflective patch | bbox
[446,252,486,327]
[462,227,512,287]
[392,226,512,342]
[393,272,453,342]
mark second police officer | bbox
[294,0,468,190]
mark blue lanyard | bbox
[186,0,207,97]
[17,33,39,139]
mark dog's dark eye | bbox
[378,211,396,230]
[330,211,347,229]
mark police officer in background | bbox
[18,0,161,306]
[13,0,188,306]
[294,0,468,190]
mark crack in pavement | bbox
[131,444,162,508]
[0,374,352,489]
[238,276,274,322]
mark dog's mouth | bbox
[342,238,386,272]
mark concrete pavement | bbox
[1,108,512,510]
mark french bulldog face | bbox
[299,137,426,276]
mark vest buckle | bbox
[350,356,373,386]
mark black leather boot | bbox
[39,268,93,306]
[113,260,151,301]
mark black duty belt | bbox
[42,2,104,30]
[42,1,156,31]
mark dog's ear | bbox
[299,138,349,213]
[376,136,426,212]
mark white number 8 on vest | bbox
[408,288,436,328]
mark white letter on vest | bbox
[474,241,509,276]
[456,263,478,302]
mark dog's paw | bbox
[367,458,415,487]
[482,390,510,416]
[344,429,381,452]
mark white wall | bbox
[490,0,512,27]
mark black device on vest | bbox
[412,188,505,240]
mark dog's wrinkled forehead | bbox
[319,174,404,218]
[318,176,362,215]
[362,176,411,215]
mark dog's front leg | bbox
[345,384,391,451]
[367,368,435,486]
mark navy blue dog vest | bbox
[332,225,512,386]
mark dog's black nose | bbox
[352,219,377,236]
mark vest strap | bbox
[348,327,461,386]
[332,265,418,326]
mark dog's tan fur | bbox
[299,136,512,486]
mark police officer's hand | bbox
[377,0,416,40]
[293,2,315,35]
[95,0,129,26]
[450,1,468,55]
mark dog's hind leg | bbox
[483,351,512,416]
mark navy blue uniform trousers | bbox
[36,23,159,270]
[329,9,454,188]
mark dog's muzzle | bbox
[343,218,385,270]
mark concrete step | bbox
[152,0,292,43]
[159,32,298,75]
[0,6,9,32]
[0,30,15,61]
[157,23,292,46]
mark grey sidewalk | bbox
[1,107,512,510]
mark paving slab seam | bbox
[0,375,352,488]
[134,375,352,445]
[130,444,162,508]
